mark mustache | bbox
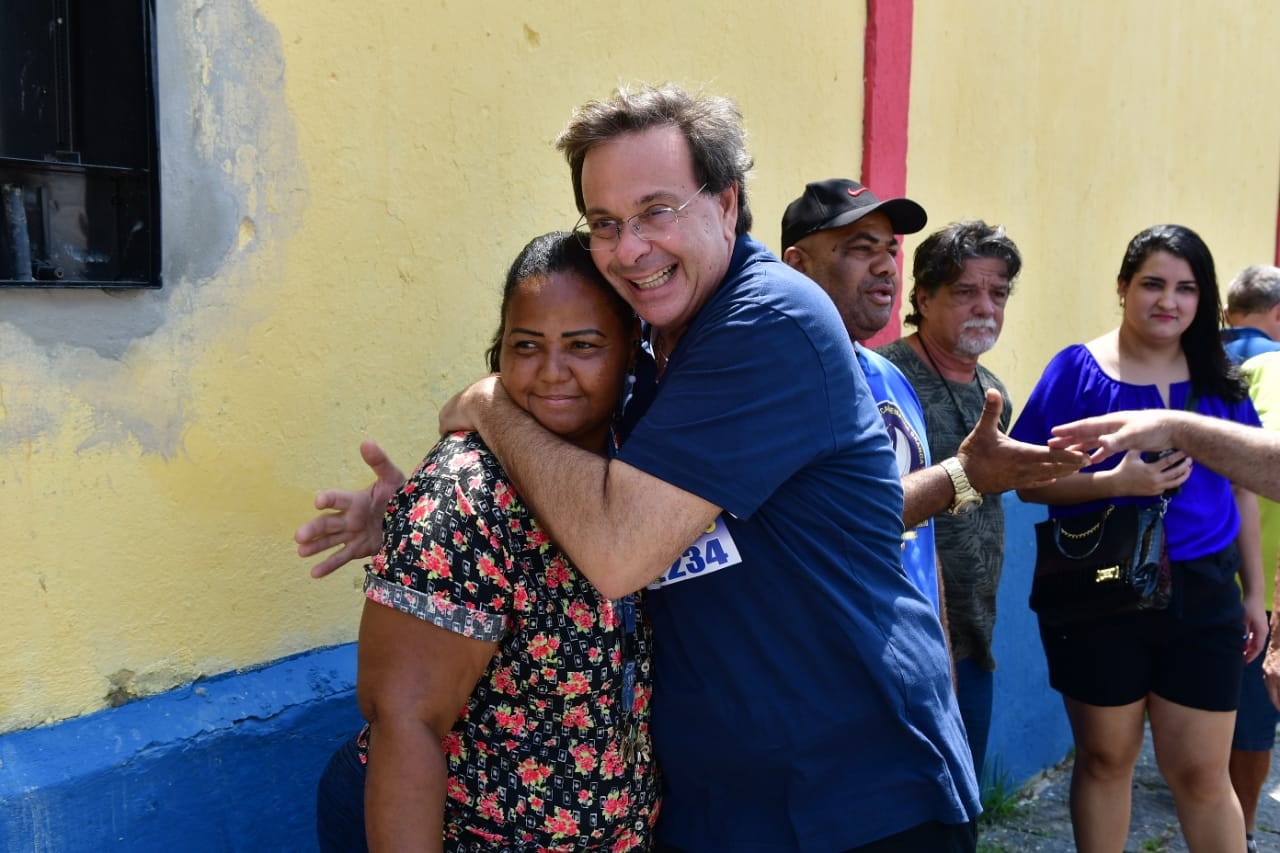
[960,318,998,333]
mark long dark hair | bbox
[484,232,635,372]
[1118,224,1246,403]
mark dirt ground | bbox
[978,723,1280,852]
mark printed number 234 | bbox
[667,538,730,580]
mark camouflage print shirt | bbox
[877,339,1011,670]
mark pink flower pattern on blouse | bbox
[361,432,658,851]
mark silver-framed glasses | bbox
[573,184,708,251]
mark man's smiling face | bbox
[579,125,737,342]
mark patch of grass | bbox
[972,753,1024,824]
[979,755,1023,825]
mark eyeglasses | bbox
[573,184,708,251]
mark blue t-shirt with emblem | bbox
[856,343,939,612]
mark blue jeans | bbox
[315,734,368,853]
[955,657,994,782]
[1234,616,1279,751]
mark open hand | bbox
[1048,409,1176,465]
[294,440,406,578]
[957,389,1089,495]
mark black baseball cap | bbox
[780,178,928,250]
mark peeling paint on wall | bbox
[0,0,312,735]
[0,0,305,455]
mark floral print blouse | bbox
[361,432,658,851]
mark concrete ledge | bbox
[0,643,361,852]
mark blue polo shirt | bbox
[620,235,978,852]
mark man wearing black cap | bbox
[782,179,948,611]
[781,182,1080,779]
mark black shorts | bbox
[1038,547,1246,710]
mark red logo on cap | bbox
[847,187,869,197]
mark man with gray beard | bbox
[877,220,1021,785]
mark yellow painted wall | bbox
[0,1,866,733]
[908,0,1280,402]
[8,0,1275,737]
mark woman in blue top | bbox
[1011,224,1266,852]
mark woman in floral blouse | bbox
[316,232,658,851]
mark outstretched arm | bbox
[1016,448,1192,505]
[439,376,720,599]
[1050,410,1280,502]
[295,440,407,578]
[900,389,1088,528]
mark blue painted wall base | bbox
[0,500,1072,848]
[0,644,362,852]
[985,494,1074,788]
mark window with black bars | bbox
[0,0,161,288]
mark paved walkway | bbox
[978,723,1280,852]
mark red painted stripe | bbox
[861,0,914,348]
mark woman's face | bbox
[1119,250,1199,346]
[499,271,636,453]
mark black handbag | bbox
[1029,500,1171,627]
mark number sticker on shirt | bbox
[646,515,742,589]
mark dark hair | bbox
[905,220,1022,326]
[484,232,635,372]
[1226,264,1280,316]
[1117,224,1246,403]
[555,83,754,236]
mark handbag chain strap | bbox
[1057,504,1114,540]
[1052,385,1195,552]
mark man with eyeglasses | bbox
[302,86,998,852]
[876,221,1024,785]
[443,85,990,853]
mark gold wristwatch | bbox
[940,456,983,516]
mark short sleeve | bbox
[1221,392,1262,430]
[1010,346,1087,445]
[364,437,515,643]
